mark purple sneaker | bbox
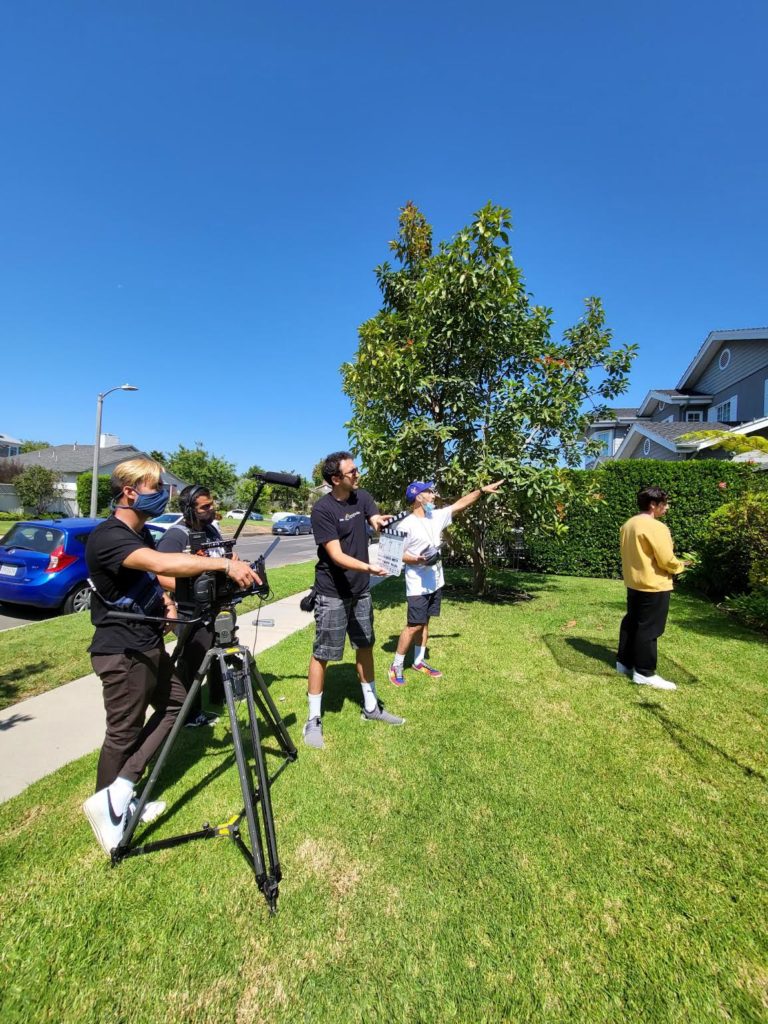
[388,663,406,686]
[413,661,442,679]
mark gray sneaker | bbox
[361,700,405,726]
[302,715,324,748]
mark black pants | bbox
[91,647,186,790]
[617,589,671,677]
[175,623,223,720]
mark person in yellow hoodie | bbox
[617,486,686,691]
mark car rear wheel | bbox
[63,582,92,614]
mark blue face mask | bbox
[133,488,170,516]
[113,487,170,517]
[423,502,434,517]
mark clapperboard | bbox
[376,510,411,576]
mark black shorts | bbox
[407,588,442,625]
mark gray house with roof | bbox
[586,327,768,465]
[0,443,187,515]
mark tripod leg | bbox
[219,650,271,897]
[247,654,298,760]
[118,649,216,855]
[243,658,282,888]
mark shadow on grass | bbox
[0,661,51,707]
[543,634,698,685]
[371,570,557,611]
[321,663,365,715]
[379,632,461,656]
[672,591,768,643]
[637,700,767,783]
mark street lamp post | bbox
[89,384,139,517]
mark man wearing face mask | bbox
[388,478,504,686]
[82,457,260,856]
[156,484,226,728]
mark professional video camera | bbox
[175,470,301,618]
[176,533,270,614]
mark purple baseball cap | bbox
[405,480,436,503]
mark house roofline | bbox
[637,389,713,416]
[613,423,680,460]
[676,327,768,390]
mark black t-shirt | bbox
[311,489,378,598]
[86,517,164,654]
[157,522,226,620]
[156,522,225,557]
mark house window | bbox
[685,411,703,422]
[764,378,768,417]
[593,430,612,455]
[662,414,675,424]
[642,438,651,456]
[710,395,738,422]
[718,348,731,370]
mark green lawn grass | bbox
[0,572,766,1023]
[0,561,314,709]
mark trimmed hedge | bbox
[525,460,766,579]
[76,472,112,517]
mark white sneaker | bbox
[632,672,677,691]
[616,661,631,677]
[128,797,166,824]
[83,787,129,856]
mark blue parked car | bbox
[0,518,102,613]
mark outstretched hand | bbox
[482,480,505,495]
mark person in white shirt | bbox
[388,478,504,685]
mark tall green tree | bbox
[164,443,238,501]
[342,201,636,593]
[14,466,61,517]
[20,440,50,453]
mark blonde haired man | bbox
[83,457,259,856]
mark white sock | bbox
[393,652,405,669]
[361,681,378,712]
[308,692,322,721]
[108,776,134,815]
[414,646,426,665]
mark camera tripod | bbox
[112,604,297,914]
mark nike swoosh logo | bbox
[107,792,124,827]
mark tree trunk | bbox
[471,519,488,596]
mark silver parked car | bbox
[272,515,312,536]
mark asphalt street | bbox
[0,532,317,632]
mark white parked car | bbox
[148,512,184,532]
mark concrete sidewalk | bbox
[0,591,315,803]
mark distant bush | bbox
[76,472,112,517]
[723,588,768,634]
[687,492,768,600]
[14,466,61,517]
[525,460,765,578]
[0,458,23,484]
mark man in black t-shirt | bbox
[157,484,227,727]
[303,451,405,749]
[82,457,260,857]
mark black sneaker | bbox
[185,711,220,728]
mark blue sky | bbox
[2,1,766,478]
